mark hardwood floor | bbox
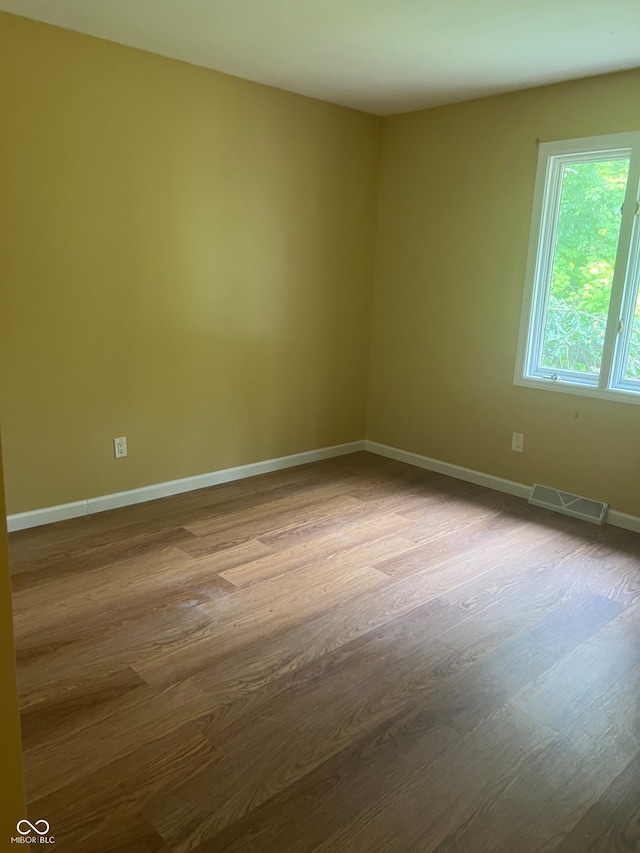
[9,451,640,852]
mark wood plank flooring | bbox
[9,451,640,852]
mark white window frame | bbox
[514,131,640,404]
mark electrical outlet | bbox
[114,436,127,458]
[512,432,524,453]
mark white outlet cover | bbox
[114,436,128,458]
[512,433,524,452]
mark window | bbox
[515,131,640,403]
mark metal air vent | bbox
[529,484,608,525]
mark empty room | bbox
[1,1,640,851]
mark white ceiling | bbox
[1,0,639,115]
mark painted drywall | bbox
[368,68,640,516]
[0,432,26,836]
[2,11,640,520]
[0,13,382,514]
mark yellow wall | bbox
[368,69,640,516]
[0,13,382,514]
[2,12,640,519]
[0,431,25,834]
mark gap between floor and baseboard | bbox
[6,439,640,535]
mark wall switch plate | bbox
[114,436,128,458]
[512,432,524,453]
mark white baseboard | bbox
[365,440,640,535]
[8,438,640,536]
[606,510,640,534]
[364,440,531,499]
[6,440,365,533]
[7,500,89,532]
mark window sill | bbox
[514,375,640,405]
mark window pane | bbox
[624,277,640,382]
[540,158,630,376]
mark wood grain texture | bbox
[548,753,640,852]
[10,451,640,852]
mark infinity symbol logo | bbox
[17,819,50,836]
